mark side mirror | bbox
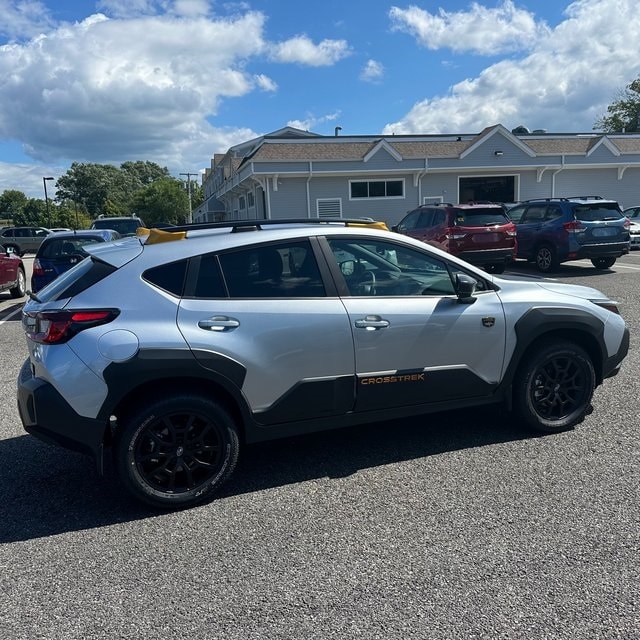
[455,273,477,304]
[340,260,356,276]
[4,246,14,255]
[391,225,399,232]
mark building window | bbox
[239,196,246,210]
[247,192,255,208]
[349,179,404,200]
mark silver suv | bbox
[17,220,630,508]
[1,226,51,256]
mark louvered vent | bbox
[316,198,342,218]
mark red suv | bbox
[0,245,26,298]
[392,203,517,273]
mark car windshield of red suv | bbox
[454,208,510,226]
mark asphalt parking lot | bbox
[1,255,639,639]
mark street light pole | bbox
[43,176,54,228]
[180,172,198,224]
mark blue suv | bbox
[508,196,630,273]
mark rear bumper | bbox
[17,359,108,471]
[456,248,515,266]
[573,241,630,259]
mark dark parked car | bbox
[31,229,121,293]
[90,215,145,237]
[508,196,630,272]
[0,245,26,298]
[0,226,52,256]
[392,202,517,273]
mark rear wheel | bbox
[9,268,26,298]
[534,244,558,273]
[591,256,616,269]
[114,394,240,509]
[513,340,595,433]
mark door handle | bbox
[354,315,390,330]
[198,316,240,331]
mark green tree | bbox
[121,161,170,186]
[130,178,190,225]
[594,78,640,133]
[0,189,28,223]
[15,198,47,226]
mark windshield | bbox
[92,219,142,235]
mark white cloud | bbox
[0,0,56,40]
[287,112,341,132]
[384,0,640,134]
[0,10,269,172]
[269,35,351,66]
[255,74,277,92]
[389,0,549,55]
[360,59,384,83]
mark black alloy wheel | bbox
[115,394,239,508]
[534,244,558,273]
[514,340,596,433]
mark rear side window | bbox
[144,259,188,296]
[34,257,116,302]
[573,203,623,221]
[454,208,509,225]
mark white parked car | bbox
[623,206,640,249]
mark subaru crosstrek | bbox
[507,196,630,273]
[17,220,629,509]
[392,202,516,274]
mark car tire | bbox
[9,268,26,298]
[591,256,616,269]
[534,244,558,273]
[513,339,595,433]
[114,393,240,509]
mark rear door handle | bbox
[354,315,390,330]
[198,316,240,331]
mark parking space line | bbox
[0,304,23,325]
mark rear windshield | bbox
[33,257,116,303]
[92,219,143,235]
[39,236,106,259]
[454,208,509,226]
[573,203,623,221]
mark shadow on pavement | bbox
[1,406,536,543]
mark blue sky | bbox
[1,0,639,198]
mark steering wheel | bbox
[355,270,376,295]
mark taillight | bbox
[623,217,631,230]
[506,222,517,237]
[26,309,119,344]
[32,258,45,277]
[563,220,586,233]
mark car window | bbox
[573,203,623,221]
[431,210,446,226]
[327,237,458,297]
[39,236,104,259]
[398,210,421,231]
[219,240,325,298]
[521,204,548,223]
[144,259,189,296]
[454,208,509,226]
[545,205,563,221]
[507,205,526,223]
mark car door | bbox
[511,203,548,258]
[323,236,507,411]
[0,248,18,289]
[176,238,356,425]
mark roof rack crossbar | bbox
[166,218,382,233]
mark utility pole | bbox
[180,172,198,223]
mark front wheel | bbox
[591,256,616,269]
[114,394,240,509]
[513,340,595,433]
[10,268,26,298]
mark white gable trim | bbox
[363,139,403,162]
[587,137,621,157]
[460,124,535,159]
